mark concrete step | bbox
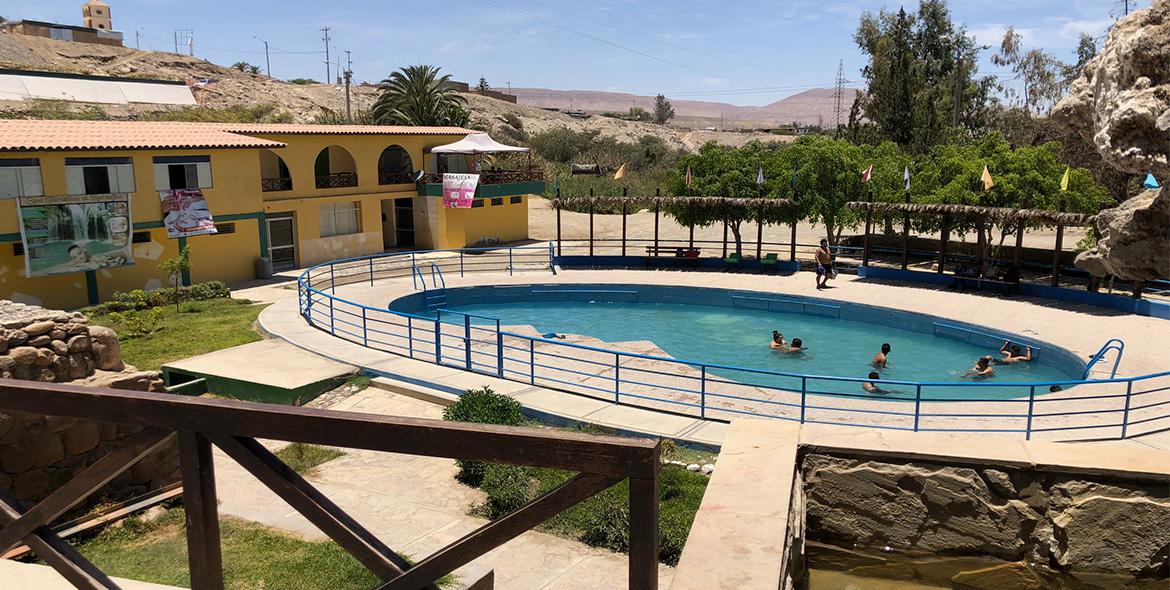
[369,376,460,407]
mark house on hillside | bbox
[1,1,124,47]
[0,120,541,309]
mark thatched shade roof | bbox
[844,201,1096,226]
[551,195,797,210]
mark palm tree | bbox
[372,65,469,126]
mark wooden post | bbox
[180,432,224,590]
[900,191,911,270]
[1051,198,1066,287]
[1132,280,1143,299]
[555,205,562,257]
[628,468,660,590]
[1014,197,1027,271]
[621,188,628,257]
[976,194,987,267]
[588,188,594,257]
[688,188,695,249]
[938,214,949,274]
[862,189,873,267]
[653,188,660,253]
[790,199,798,262]
[722,201,728,258]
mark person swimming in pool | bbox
[863,371,884,394]
[779,337,806,354]
[961,356,995,379]
[872,343,892,368]
[770,331,787,349]
[993,340,1032,364]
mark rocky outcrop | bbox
[1074,187,1170,280]
[802,454,1170,577]
[1052,1,1169,177]
[0,300,177,504]
[1051,0,1170,281]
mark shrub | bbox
[88,281,232,314]
[442,386,525,485]
[107,307,166,337]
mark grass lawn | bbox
[87,298,269,372]
[75,507,383,590]
[275,443,345,476]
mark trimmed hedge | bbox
[442,386,525,486]
[86,281,232,314]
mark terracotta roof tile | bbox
[0,120,482,153]
[0,120,286,152]
[220,124,482,136]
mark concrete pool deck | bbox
[257,266,1170,447]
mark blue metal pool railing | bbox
[1082,338,1125,380]
[298,248,1170,441]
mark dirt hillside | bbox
[0,32,783,152]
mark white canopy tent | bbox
[429,134,529,154]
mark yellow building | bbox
[0,120,541,310]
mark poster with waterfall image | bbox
[17,194,134,277]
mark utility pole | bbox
[507,81,511,95]
[344,50,353,124]
[321,27,331,84]
[254,36,270,78]
[135,28,142,50]
[833,59,845,136]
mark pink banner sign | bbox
[160,188,217,238]
[442,173,480,209]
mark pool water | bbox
[447,300,1076,396]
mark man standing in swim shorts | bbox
[815,239,833,290]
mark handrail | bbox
[0,380,661,590]
[429,263,446,291]
[298,247,1170,441]
[1083,338,1125,380]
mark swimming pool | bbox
[388,283,1087,401]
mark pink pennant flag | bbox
[861,165,873,183]
[685,166,692,187]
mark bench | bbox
[645,246,701,267]
[951,262,1021,295]
[760,253,778,272]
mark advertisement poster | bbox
[18,194,134,278]
[442,173,479,208]
[160,188,217,238]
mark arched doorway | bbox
[377,145,414,185]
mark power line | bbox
[475,0,769,92]
[516,0,830,82]
[833,59,845,133]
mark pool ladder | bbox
[411,263,448,311]
[1082,338,1124,380]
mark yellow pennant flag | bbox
[1060,166,1070,191]
[981,165,994,191]
[614,164,627,180]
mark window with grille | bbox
[319,202,361,237]
[153,155,213,191]
[510,196,523,204]
[65,157,135,195]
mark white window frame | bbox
[153,155,213,191]
[319,201,361,238]
[0,159,44,198]
[64,157,135,195]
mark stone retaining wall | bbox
[0,300,179,505]
[802,453,1170,577]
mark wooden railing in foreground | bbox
[0,380,661,590]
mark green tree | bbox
[246,64,262,75]
[628,107,649,121]
[475,76,491,93]
[372,65,470,126]
[991,27,1066,115]
[653,94,675,125]
[231,61,250,72]
[1062,33,1097,88]
[158,245,192,311]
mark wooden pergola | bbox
[550,192,799,259]
[845,198,1097,287]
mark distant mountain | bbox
[508,87,847,127]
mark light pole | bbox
[948,38,991,128]
[253,36,271,78]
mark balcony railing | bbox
[315,172,358,189]
[0,379,661,590]
[261,177,292,192]
[378,171,415,185]
[420,170,544,185]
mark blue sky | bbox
[18,0,1151,106]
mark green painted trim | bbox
[0,232,20,243]
[176,237,191,286]
[256,213,269,258]
[85,271,99,306]
[133,221,165,230]
[417,181,545,198]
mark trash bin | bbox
[255,257,273,280]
